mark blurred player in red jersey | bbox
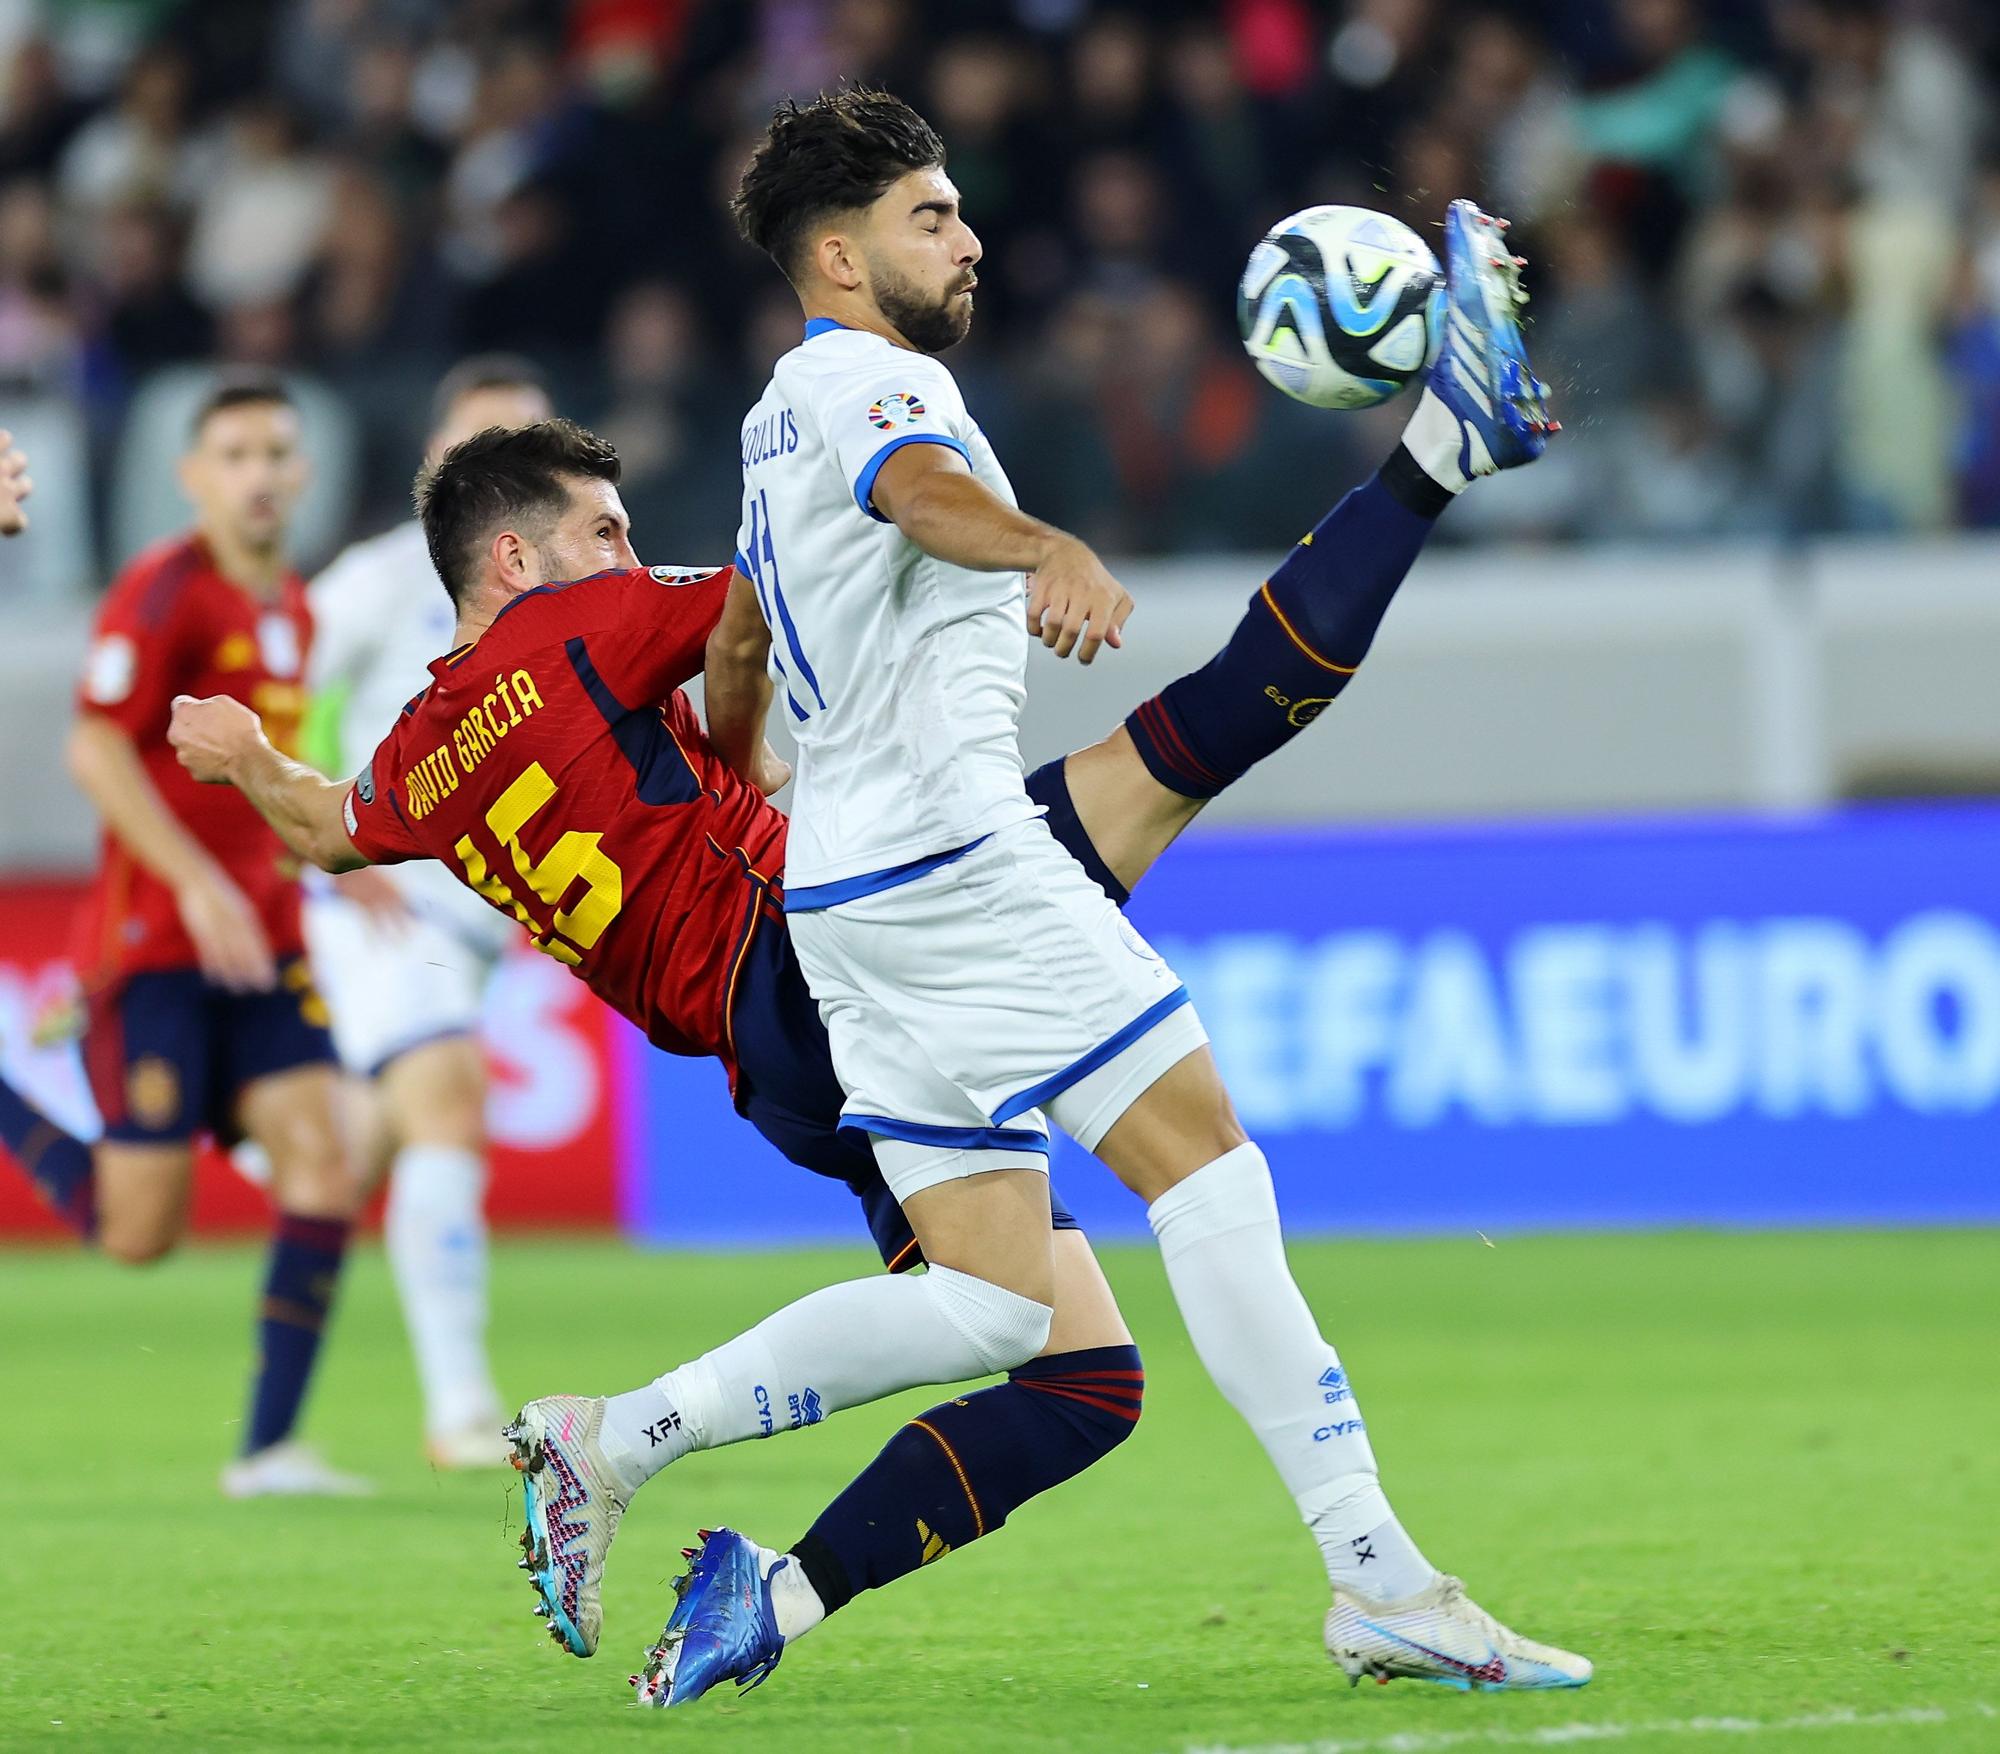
[0,379,368,1498]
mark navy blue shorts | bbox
[83,958,337,1147]
[728,906,1080,1272]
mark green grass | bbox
[2,1231,1995,1753]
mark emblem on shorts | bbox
[867,392,927,430]
[126,1055,182,1130]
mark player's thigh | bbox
[901,1169,1058,1309]
[93,1142,196,1264]
[1041,1227,1133,1354]
[1090,1043,1248,1203]
[235,1065,353,1220]
[377,1034,487,1154]
[1054,727,1203,897]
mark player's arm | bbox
[166,694,368,874]
[870,444,1134,664]
[67,713,280,990]
[703,568,790,795]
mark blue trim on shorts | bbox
[854,433,971,521]
[990,985,1193,1125]
[783,835,990,914]
[840,1113,1051,1157]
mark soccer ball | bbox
[1237,205,1444,410]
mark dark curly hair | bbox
[415,418,621,606]
[732,87,946,285]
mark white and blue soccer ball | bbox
[1237,205,1444,410]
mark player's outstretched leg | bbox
[504,1256,1053,1657]
[1109,198,1552,871]
[633,1344,1144,1706]
[0,1072,96,1237]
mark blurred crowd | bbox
[1,0,1998,588]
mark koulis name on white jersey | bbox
[736,320,1039,898]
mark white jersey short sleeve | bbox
[736,321,1039,895]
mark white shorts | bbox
[787,816,1209,1205]
[303,889,502,1077]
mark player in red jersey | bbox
[0,379,367,1498]
[168,396,1475,1677]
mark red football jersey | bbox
[73,533,313,986]
[344,566,790,1077]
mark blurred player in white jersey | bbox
[304,358,553,1466]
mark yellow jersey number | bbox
[451,762,622,966]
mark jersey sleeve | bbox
[341,720,426,866]
[801,351,972,523]
[76,561,197,739]
[584,564,734,708]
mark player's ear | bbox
[816,228,864,293]
[491,527,534,591]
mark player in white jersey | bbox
[303,358,553,1466]
[628,90,1592,1701]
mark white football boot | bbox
[505,1395,630,1657]
[424,1423,513,1470]
[1326,1572,1593,1691]
[220,1440,374,1499]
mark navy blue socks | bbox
[789,1344,1144,1614]
[246,1212,351,1454]
[1126,445,1449,799]
[0,1073,95,1237]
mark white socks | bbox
[597,1265,1052,1495]
[1147,1142,1433,1603]
[384,1143,501,1437]
[1401,385,1485,494]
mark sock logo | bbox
[643,1412,682,1448]
[915,1518,952,1566]
[786,1388,825,1429]
[1350,1536,1378,1566]
[753,1383,773,1436]
[1314,1418,1367,1442]
[1320,1365,1353,1407]
[1265,685,1332,728]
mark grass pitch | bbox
[1,1229,1994,1754]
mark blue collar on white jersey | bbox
[803,317,851,340]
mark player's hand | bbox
[750,741,792,796]
[0,431,31,536]
[1025,534,1133,665]
[333,865,411,934]
[168,693,264,783]
[175,867,278,993]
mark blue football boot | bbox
[631,1528,788,1708]
[1422,197,1558,478]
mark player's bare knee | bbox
[381,1038,486,1153]
[1095,1048,1247,1203]
[97,1218,180,1266]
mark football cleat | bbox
[424,1423,513,1471]
[632,1528,786,1708]
[220,1440,373,1499]
[1428,197,1557,476]
[1326,1572,1592,1691]
[505,1395,629,1658]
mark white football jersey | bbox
[738,320,1037,895]
[309,519,514,949]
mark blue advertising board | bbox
[620,806,2000,1247]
